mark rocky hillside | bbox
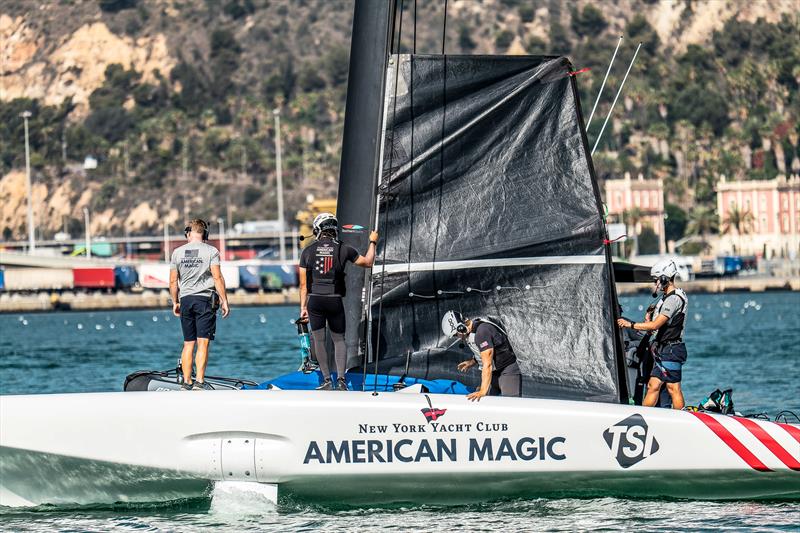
[1,0,798,243]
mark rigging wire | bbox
[429,0,449,342]
[586,35,623,130]
[405,0,419,381]
[367,0,405,392]
[591,42,642,155]
[371,0,450,383]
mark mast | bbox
[336,0,397,368]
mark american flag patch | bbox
[480,341,490,348]
[316,255,333,274]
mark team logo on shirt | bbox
[316,255,334,274]
[341,223,365,233]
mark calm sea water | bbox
[1,292,799,531]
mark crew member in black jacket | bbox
[442,310,522,401]
[299,213,377,391]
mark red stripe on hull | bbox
[733,417,800,471]
[776,423,800,445]
[689,412,771,472]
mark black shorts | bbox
[307,295,345,333]
[180,295,216,341]
[650,343,687,384]
[490,361,521,397]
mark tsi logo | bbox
[603,414,660,468]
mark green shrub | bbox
[495,30,515,51]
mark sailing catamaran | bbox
[1,1,798,507]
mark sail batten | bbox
[376,255,607,274]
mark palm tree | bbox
[622,207,644,257]
[687,206,719,251]
[722,205,754,254]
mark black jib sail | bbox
[367,54,626,403]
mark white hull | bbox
[1,390,798,506]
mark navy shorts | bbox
[651,343,687,384]
[180,295,216,341]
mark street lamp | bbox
[83,207,91,259]
[163,224,170,263]
[273,108,286,263]
[21,111,35,253]
[217,217,227,261]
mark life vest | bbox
[654,289,687,345]
[306,238,347,296]
[466,317,517,372]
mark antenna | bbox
[586,35,623,130]
[591,42,642,156]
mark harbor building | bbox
[604,172,666,255]
[716,174,800,259]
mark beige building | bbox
[716,174,800,258]
[604,172,666,254]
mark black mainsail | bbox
[367,54,627,403]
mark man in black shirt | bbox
[442,310,521,401]
[299,213,378,391]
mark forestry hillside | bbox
[1,0,798,245]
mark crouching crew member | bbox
[170,219,230,391]
[442,310,522,401]
[617,259,688,409]
[299,213,377,391]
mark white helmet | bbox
[312,212,338,237]
[441,310,467,337]
[651,259,678,282]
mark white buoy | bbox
[125,320,134,327]
[152,316,158,322]
[22,319,28,326]
[95,324,103,330]
[110,323,115,329]
[77,324,84,330]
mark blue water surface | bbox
[1,292,798,531]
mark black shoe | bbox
[192,381,210,391]
[180,382,193,391]
[316,378,333,391]
[337,377,348,391]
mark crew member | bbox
[169,219,230,391]
[442,310,521,401]
[617,259,688,409]
[299,213,377,391]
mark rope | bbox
[370,0,405,393]
[441,0,448,54]
[430,0,449,337]
[405,0,418,378]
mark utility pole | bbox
[163,224,170,263]
[241,141,247,182]
[217,217,227,261]
[274,108,286,262]
[123,140,130,180]
[21,111,35,253]
[61,126,67,167]
[83,207,91,259]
